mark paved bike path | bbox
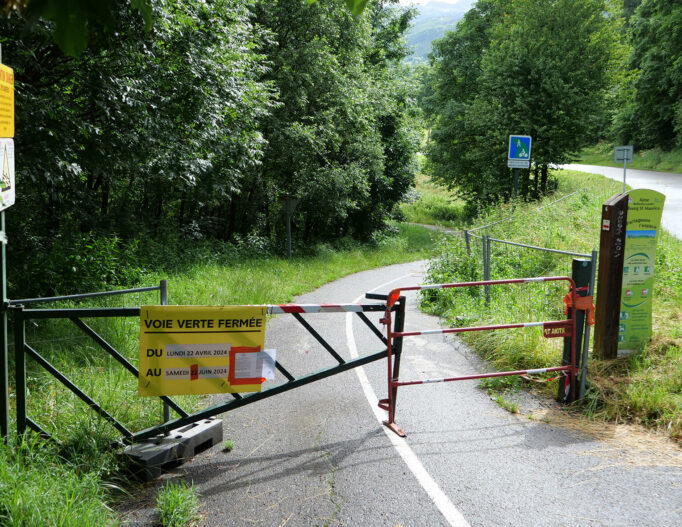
[120,261,682,526]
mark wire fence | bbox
[425,187,597,400]
[426,188,595,304]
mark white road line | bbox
[347,273,470,527]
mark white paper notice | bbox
[233,349,277,380]
[262,349,276,380]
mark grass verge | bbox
[0,436,120,526]
[156,480,201,527]
[579,143,682,173]
[421,170,682,442]
[5,223,440,524]
[399,164,472,228]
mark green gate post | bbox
[14,305,25,435]
[1,212,8,438]
[578,250,598,399]
[558,258,592,403]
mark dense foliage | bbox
[0,0,419,296]
[614,0,682,150]
[424,0,623,205]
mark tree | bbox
[615,0,682,150]
[427,0,623,205]
[2,0,276,294]
[243,0,418,244]
[0,0,370,57]
[1,0,420,295]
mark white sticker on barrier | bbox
[525,368,549,375]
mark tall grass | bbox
[579,143,682,172]
[423,170,682,440]
[399,169,472,228]
[156,480,200,527]
[0,436,119,526]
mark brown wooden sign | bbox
[542,321,572,339]
[593,193,629,359]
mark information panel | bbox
[139,305,268,396]
[0,138,14,211]
[0,63,14,138]
[618,189,665,355]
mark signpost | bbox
[283,196,298,259]
[614,145,633,193]
[618,189,665,355]
[508,135,532,198]
[139,305,273,396]
[0,47,12,438]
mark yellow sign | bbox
[139,305,267,396]
[0,64,14,138]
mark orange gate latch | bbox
[563,290,595,326]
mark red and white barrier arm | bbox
[392,365,573,388]
[268,304,365,314]
[386,276,576,308]
[394,320,571,338]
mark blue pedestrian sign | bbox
[508,135,532,169]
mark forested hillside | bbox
[421,0,682,205]
[0,0,419,297]
[403,1,471,64]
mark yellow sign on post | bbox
[0,63,14,138]
[139,305,267,396]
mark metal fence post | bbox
[578,250,598,399]
[160,280,170,428]
[1,211,8,438]
[483,235,491,306]
[463,229,470,256]
[14,306,25,436]
[481,234,487,299]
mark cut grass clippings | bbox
[421,169,682,442]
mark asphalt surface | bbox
[563,164,682,239]
[120,261,682,526]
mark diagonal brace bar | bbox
[275,361,295,382]
[356,312,387,345]
[25,343,133,439]
[130,348,387,443]
[70,318,188,418]
[292,313,345,364]
[26,416,54,442]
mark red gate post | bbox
[380,277,577,436]
[379,295,405,436]
[387,296,406,436]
